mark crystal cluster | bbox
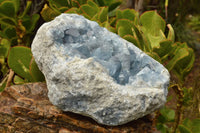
[31,14,170,126]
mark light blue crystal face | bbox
[49,14,166,86]
[43,16,168,87]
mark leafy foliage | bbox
[0,0,45,89]
[188,15,200,32]
[115,10,194,81]
[0,0,41,46]
[178,118,200,133]
[7,46,44,83]
[0,39,10,91]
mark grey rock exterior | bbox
[31,14,170,126]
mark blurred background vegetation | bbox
[123,1,200,132]
[0,0,200,132]
[122,0,200,49]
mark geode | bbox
[31,13,170,126]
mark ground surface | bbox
[0,83,156,133]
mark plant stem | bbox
[6,69,14,87]
[193,75,200,117]
[171,84,184,133]
[165,0,168,20]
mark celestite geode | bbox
[31,13,170,126]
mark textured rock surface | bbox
[0,83,156,133]
[31,13,170,126]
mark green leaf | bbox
[10,37,17,46]
[116,19,134,36]
[65,7,78,13]
[108,26,116,33]
[146,52,162,63]
[108,17,116,26]
[132,25,150,51]
[48,0,70,9]
[116,9,123,19]
[117,9,137,21]
[180,49,194,79]
[100,21,110,29]
[181,118,200,133]
[182,118,193,128]
[0,17,16,26]
[0,55,4,65]
[7,46,33,81]
[140,11,166,36]
[29,57,45,82]
[191,119,200,133]
[156,123,169,133]
[80,3,98,18]
[123,9,137,21]
[102,0,122,12]
[75,0,87,5]
[41,4,61,22]
[166,45,188,71]
[19,0,32,18]
[90,13,99,22]
[182,87,193,106]
[0,1,16,18]
[14,75,26,85]
[123,34,139,46]
[118,26,130,37]
[178,125,192,133]
[166,43,195,80]
[56,0,70,7]
[71,1,79,7]
[0,81,6,92]
[4,27,16,39]
[58,7,69,12]
[153,40,174,61]
[98,7,108,23]
[159,107,175,122]
[176,42,189,48]
[0,39,10,57]
[13,0,20,14]
[147,31,166,48]
[29,14,40,32]
[94,0,105,6]
[22,14,40,32]
[87,0,98,9]
[107,1,122,12]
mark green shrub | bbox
[0,0,44,89]
[188,15,200,32]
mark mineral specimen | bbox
[31,13,170,126]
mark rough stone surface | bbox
[31,13,170,126]
[0,83,156,133]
